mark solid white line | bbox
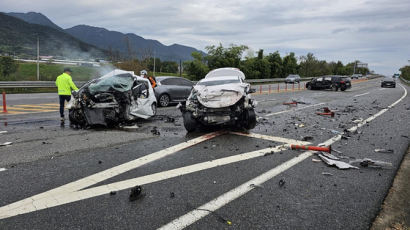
[265,103,325,117]
[353,92,370,97]
[159,83,408,230]
[230,132,310,145]
[0,131,224,219]
[0,168,6,172]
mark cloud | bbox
[1,0,409,74]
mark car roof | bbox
[205,68,245,80]
[156,76,186,81]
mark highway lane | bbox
[0,78,409,229]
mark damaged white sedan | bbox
[67,69,157,127]
[179,68,257,132]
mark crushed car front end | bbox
[67,69,157,127]
[179,68,257,132]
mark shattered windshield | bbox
[88,73,134,94]
[197,79,240,86]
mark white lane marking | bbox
[0,131,225,219]
[258,99,277,103]
[265,103,325,117]
[5,144,294,218]
[0,168,6,172]
[379,88,386,91]
[353,92,370,97]
[159,83,408,230]
[230,132,310,145]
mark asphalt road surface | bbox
[0,78,409,229]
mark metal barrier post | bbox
[259,85,262,94]
[269,85,271,93]
[2,91,7,113]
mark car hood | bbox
[193,83,247,108]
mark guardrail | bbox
[0,75,382,88]
[399,76,410,84]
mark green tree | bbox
[184,51,209,80]
[266,51,282,78]
[282,52,298,78]
[205,44,248,69]
[161,61,179,73]
[241,49,271,79]
[0,56,18,78]
[399,66,410,80]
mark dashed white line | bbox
[265,103,325,117]
[159,84,408,230]
[353,92,370,97]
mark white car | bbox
[67,69,157,127]
[179,68,257,132]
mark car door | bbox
[315,77,324,88]
[177,78,194,100]
[323,76,332,89]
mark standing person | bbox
[140,70,157,88]
[55,68,78,122]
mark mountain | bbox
[0,13,105,58]
[6,12,62,31]
[65,25,202,61]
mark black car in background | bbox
[306,75,352,91]
[154,76,194,107]
[381,77,396,88]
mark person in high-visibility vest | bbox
[55,68,78,122]
[140,70,157,88]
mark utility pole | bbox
[179,59,182,77]
[37,36,40,81]
[153,51,156,77]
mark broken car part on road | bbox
[67,69,157,127]
[179,68,257,132]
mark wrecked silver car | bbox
[67,69,157,127]
[179,68,257,132]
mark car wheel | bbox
[332,85,338,91]
[242,109,257,130]
[307,84,312,90]
[151,103,157,116]
[341,87,346,91]
[183,112,198,132]
[159,94,170,107]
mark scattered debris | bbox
[301,136,314,141]
[110,191,117,195]
[170,192,175,198]
[349,158,392,168]
[150,127,160,135]
[121,125,140,131]
[98,160,102,164]
[129,186,143,201]
[401,135,409,138]
[0,142,12,146]
[330,129,343,135]
[320,152,339,160]
[278,179,286,187]
[375,149,394,154]
[298,124,305,128]
[318,153,359,170]
[0,168,6,172]
[352,118,364,124]
[312,158,322,163]
[0,131,7,134]
[165,117,175,123]
[249,184,264,189]
[264,151,275,156]
[332,149,342,154]
[322,172,333,176]
[316,107,335,117]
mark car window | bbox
[324,77,332,81]
[174,78,193,86]
[197,79,240,86]
[316,78,323,82]
[160,78,179,85]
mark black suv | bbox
[306,75,351,91]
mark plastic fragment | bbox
[374,149,394,153]
[349,158,393,168]
[0,142,12,146]
[318,154,359,170]
[322,172,333,176]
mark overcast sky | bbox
[1,0,410,75]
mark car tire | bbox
[307,84,312,90]
[159,94,170,107]
[182,112,198,132]
[151,103,157,116]
[332,85,338,91]
[242,109,257,130]
[341,87,346,91]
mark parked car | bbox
[381,77,396,88]
[179,68,257,132]
[154,76,194,107]
[306,75,352,91]
[392,73,400,79]
[67,69,157,127]
[351,74,362,79]
[285,74,301,83]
